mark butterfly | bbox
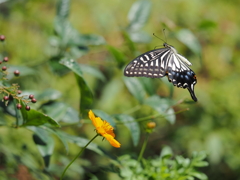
[124,42,197,101]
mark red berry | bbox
[3,96,9,101]
[14,70,20,76]
[0,61,2,64]
[3,57,8,62]
[25,105,30,111]
[17,90,22,94]
[16,104,22,109]
[31,98,37,103]
[29,94,34,99]
[0,35,5,41]
[2,66,7,71]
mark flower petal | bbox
[104,134,121,148]
[89,110,103,127]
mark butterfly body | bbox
[124,43,198,101]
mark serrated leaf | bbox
[175,29,202,57]
[128,0,152,31]
[92,109,116,128]
[20,102,60,127]
[114,114,140,146]
[80,64,106,81]
[123,76,146,104]
[60,57,93,111]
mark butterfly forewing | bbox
[124,43,198,102]
[124,48,170,78]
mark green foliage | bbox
[115,147,208,180]
[2,0,240,179]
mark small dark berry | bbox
[3,96,9,101]
[14,70,20,76]
[17,104,22,109]
[2,66,7,71]
[25,105,31,111]
[3,57,8,62]
[31,98,37,103]
[0,35,5,41]
[29,94,34,99]
[17,90,22,94]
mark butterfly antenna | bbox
[153,33,165,43]
[162,28,168,43]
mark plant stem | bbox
[131,133,150,180]
[60,134,99,180]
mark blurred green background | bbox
[1,0,240,179]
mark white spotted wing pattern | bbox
[124,43,197,101]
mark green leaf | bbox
[80,64,106,82]
[114,114,140,146]
[69,46,88,59]
[127,0,152,31]
[20,103,60,127]
[165,107,176,124]
[193,161,209,167]
[56,0,70,20]
[28,126,55,168]
[192,151,207,161]
[108,45,127,68]
[128,31,152,43]
[37,88,62,104]
[78,34,106,46]
[175,29,202,57]
[92,109,116,128]
[144,95,170,114]
[60,57,93,111]
[138,77,155,96]
[160,146,173,158]
[189,172,208,180]
[42,102,79,124]
[123,76,146,103]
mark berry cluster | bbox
[0,34,36,111]
[2,84,37,111]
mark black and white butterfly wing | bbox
[124,44,198,101]
[124,48,170,78]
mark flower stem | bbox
[60,134,99,180]
[137,133,149,162]
[131,133,150,180]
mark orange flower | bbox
[88,110,121,148]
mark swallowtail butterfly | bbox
[124,42,197,101]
